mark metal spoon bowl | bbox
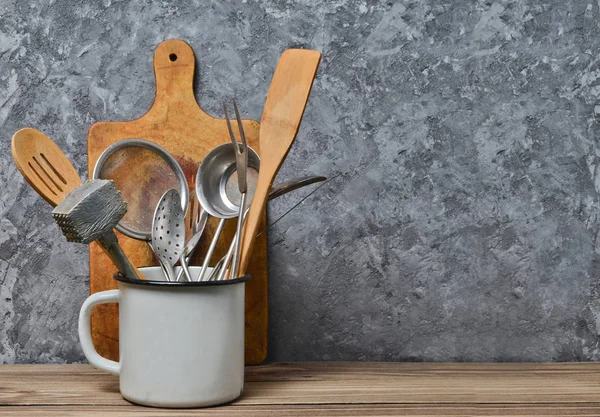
[196,143,260,219]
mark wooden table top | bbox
[1,362,600,416]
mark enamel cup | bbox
[78,266,249,408]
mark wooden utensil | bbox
[239,49,321,274]
[87,39,268,364]
[11,128,81,206]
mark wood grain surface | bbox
[11,127,81,207]
[2,363,600,416]
[86,39,268,365]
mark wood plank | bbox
[2,404,600,417]
[245,362,600,380]
[0,365,125,406]
[1,363,600,409]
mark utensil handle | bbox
[231,192,246,279]
[268,176,327,199]
[217,227,238,281]
[78,289,121,375]
[179,256,193,282]
[239,177,271,274]
[97,231,141,280]
[197,218,226,282]
[176,210,209,282]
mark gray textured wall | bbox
[1,0,600,363]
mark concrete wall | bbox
[1,0,600,362]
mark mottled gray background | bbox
[1,0,600,363]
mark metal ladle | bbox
[195,143,260,281]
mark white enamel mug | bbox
[78,266,249,408]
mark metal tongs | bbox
[224,100,248,279]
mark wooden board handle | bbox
[153,40,195,105]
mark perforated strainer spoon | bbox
[151,189,190,282]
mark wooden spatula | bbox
[239,49,321,274]
[11,128,82,206]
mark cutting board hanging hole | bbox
[169,53,177,62]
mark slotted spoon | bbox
[152,189,190,282]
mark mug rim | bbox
[114,267,251,287]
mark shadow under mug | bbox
[78,266,250,408]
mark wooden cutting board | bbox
[87,39,268,365]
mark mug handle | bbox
[78,289,120,375]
